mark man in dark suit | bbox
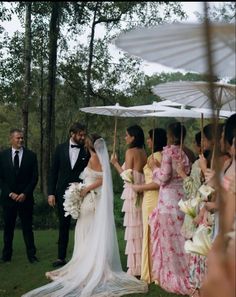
[0,128,38,263]
[48,122,90,267]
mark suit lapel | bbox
[7,148,14,171]
[64,142,72,170]
[73,147,87,170]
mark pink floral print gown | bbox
[149,145,192,295]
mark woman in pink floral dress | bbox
[149,122,192,295]
[111,124,147,276]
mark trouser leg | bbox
[19,203,36,259]
[57,200,71,260]
[2,205,17,260]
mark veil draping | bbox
[22,138,148,297]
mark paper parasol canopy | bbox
[114,22,236,78]
[80,103,141,155]
[152,81,236,112]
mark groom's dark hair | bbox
[69,122,86,134]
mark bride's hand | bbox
[80,188,89,198]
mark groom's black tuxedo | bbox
[0,147,38,261]
[48,141,90,260]
[48,142,90,200]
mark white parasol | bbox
[142,106,214,154]
[153,80,236,154]
[127,100,183,112]
[152,81,236,111]
[190,107,234,118]
[114,22,236,78]
[80,103,141,155]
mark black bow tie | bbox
[71,144,81,149]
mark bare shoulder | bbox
[125,148,134,156]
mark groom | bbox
[48,122,90,267]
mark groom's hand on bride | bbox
[48,195,56,208]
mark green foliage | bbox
[195,2,236,22]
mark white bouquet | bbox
[63,182,85,219]
[184,224,212,256]
[120,169,134,183]
[120,169,142,207]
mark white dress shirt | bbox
[12,147,23,167]
[69,139,80,169]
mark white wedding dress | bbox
[22,138,148,297]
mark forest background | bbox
[0,2,235,228]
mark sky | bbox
[0,2,225,75]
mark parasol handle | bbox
[210,109,220,170]
[200,113,204,154]
[112,117,118,157]
[210,143,215,170]
[180,121,183,160]
[152,118,155,156]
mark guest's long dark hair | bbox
[224,113,236,147]
[148,128,167,152]
[127,125,145,149]
[203,123,225,167]
[167,122,186,145]
[195,131,201,148]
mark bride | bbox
[22,135,148,297]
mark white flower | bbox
[178,197,201,218]
[120,169,133,183]
[184,224,212,256]
[198,184,215,199]
[120,169,142,208]
[63,182,85,219]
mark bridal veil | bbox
[22,138,148,297]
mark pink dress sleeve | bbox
[153,149,172,185]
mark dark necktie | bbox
[71,144,81,149]
[14,150,20,171]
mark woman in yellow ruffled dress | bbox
[132,128,167,283]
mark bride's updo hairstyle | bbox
[85,133,102,152]
[167,122,186,145]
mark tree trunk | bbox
[22,2,31,147]
[43,2,60,196]
[39,47,44,193]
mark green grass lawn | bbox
[0,229,186,297]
